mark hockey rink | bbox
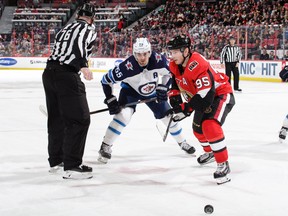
[1,69,288,216]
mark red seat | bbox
[247,43,254,49]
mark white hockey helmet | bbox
[133,38,151,56]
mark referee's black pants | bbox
[42,62,90,170]
[225,62,240,90]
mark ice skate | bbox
[98,142,112,164]
[178,140,196,154]
[197,152,215,165]
[49,162,64,174]
[214,161,231,185]
[63,165,93,180]
[279,126,288,142]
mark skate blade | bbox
[182,148,196,155]
[216,175,231,185]
[97,156,109,164]
[199,158,216,166]
[63,172,93,180]
[183,151,197,157]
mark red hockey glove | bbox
[173,102,193,122]
[168,89,183,108]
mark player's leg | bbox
[193,111,215,165]
[98,107,134,163]
[98,88,138,163]
[279,114,288,142]
[201,93,235,184]
[147,100,196,154]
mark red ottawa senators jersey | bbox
[169,52,232,101]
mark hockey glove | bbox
[173,102,193,122]
[156,84,168,103]
[104,95,121,115]
[168,89,182,107]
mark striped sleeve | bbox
[220,45,228,64]
[236,46,242,62]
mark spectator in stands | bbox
[283,50,288,61]
[0,41,5,56]
[269,50,279,60]
[260,49,269,60]
[117,18,124,32]
[6,0,288,60]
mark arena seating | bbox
[0,0,287,59]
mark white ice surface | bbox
[0,70,288,216]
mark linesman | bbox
[42,3,97,179]
[220,36,242,92]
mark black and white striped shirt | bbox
[48,19,97,71]
[220,45,242,64]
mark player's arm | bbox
[173,71,215,122]
[156,55,172,103]
[168,75,182,108]
[101,68,117,97]
[101,66,124,115]
[156,76,171,103]
[188,70,215,112]
[158,54,172,86]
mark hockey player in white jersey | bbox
[98,37,196,163]
[279,114,288,142]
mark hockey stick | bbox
[162,115,173,142]
[89,97,157,115]
[39,97,157,117]
[156,114,173,142]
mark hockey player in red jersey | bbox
[167,35,235,184]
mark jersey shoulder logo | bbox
[125,61,133,70]
[188,60,198,71]
[155,53,162,63]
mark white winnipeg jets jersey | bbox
[101,51,171,97]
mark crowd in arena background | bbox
[0,0,4,18]
[93,0,288,60]
[0,0,288,60]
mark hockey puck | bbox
[204,205,214,214]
